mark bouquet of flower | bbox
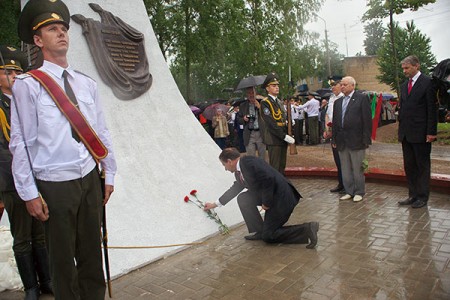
[184,190,230,235]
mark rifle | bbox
[286,101,298,155]
[100,170,113,298]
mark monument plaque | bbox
[72,3,152,100]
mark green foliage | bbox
[147,0,326,102]
[0,0,21,47]
[363,0,436,21]
[376,21,436,91]
[363,20,385,55]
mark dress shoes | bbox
[398,197,417,205]
[353,195,363,202]
[411,200,427,208]
[330,185,344,193]
[339,194,352,200]
[306,222,319,249]
[244,232,262,240]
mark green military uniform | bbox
[260,73,288,174]
[0,45,52,300]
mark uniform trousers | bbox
[237,191,309,244]
[331,146,344,188]
[267,144,287,175]
[339,147,366,196]
[1,190,46,255]
[37,168,105,300]
[308,116,319,145]
[401,138,432,202]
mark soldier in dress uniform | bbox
[0,45,52,300]
[11,0,117,299]
[260,72,295,175]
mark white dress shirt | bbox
[10,60,117,201]
[298,98,320,117]
[326,92,344,122]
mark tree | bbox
[376,21,436,93]
[147,0,324,102]
[363,0,436,97]
[0,0,21,47]
[363,20,385,55]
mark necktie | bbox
[62,70,81,142]
[407,78,413,95]
[341,96,350,126]
[235,170,244,185]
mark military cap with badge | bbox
[262,72,280,89]
[0,45,28,73]
[18,0,71,45]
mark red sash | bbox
[28,69,108,160]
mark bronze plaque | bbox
[72,3,152,100]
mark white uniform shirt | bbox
[298,98,320,117]
[326,92,344,122]
[10,60,117,201]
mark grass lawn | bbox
[437,123,450,145]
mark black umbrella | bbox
[235,75,267,90]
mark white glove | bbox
[284,135,295,144]
[285,120,296,126]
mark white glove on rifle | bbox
[284,135,295,144]
[285,120,296,126]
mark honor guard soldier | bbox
[1,45,53,300]
[260,72,295,174]
[10,0,117,299]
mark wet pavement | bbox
[2,177,450,299]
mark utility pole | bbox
[315,14,331,77]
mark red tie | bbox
[407,79,413,94]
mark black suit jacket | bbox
[398,73,437,143]
[332,91,372,151]
[219,156,301,213]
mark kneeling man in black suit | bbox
[204,148,319,249]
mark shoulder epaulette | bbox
[74,70,96,82]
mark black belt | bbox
[250,128,259,131]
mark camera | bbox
[246,114,256,129]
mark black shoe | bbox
[244,232,262,240]
[306,222,319,249]
[330,185,344,193]
[398,197,417,205]
[411,200,427,208]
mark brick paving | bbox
[2,178,450,299]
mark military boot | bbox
[15,254,40,300]
[33,247,53,295]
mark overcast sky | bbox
[304,0,449,63]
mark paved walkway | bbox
[2,178,450,299]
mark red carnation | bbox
[327,122,333,127]
[184,196,189,203]
[190,190,197,196]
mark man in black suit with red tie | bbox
[397,55,437,209]
[204,148,319,249]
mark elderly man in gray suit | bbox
[332,76,372,202]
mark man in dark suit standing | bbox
[332,76,372,202]
[204,148,319,248]
[397,55,437,209]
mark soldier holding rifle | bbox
[10,0,117,299]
